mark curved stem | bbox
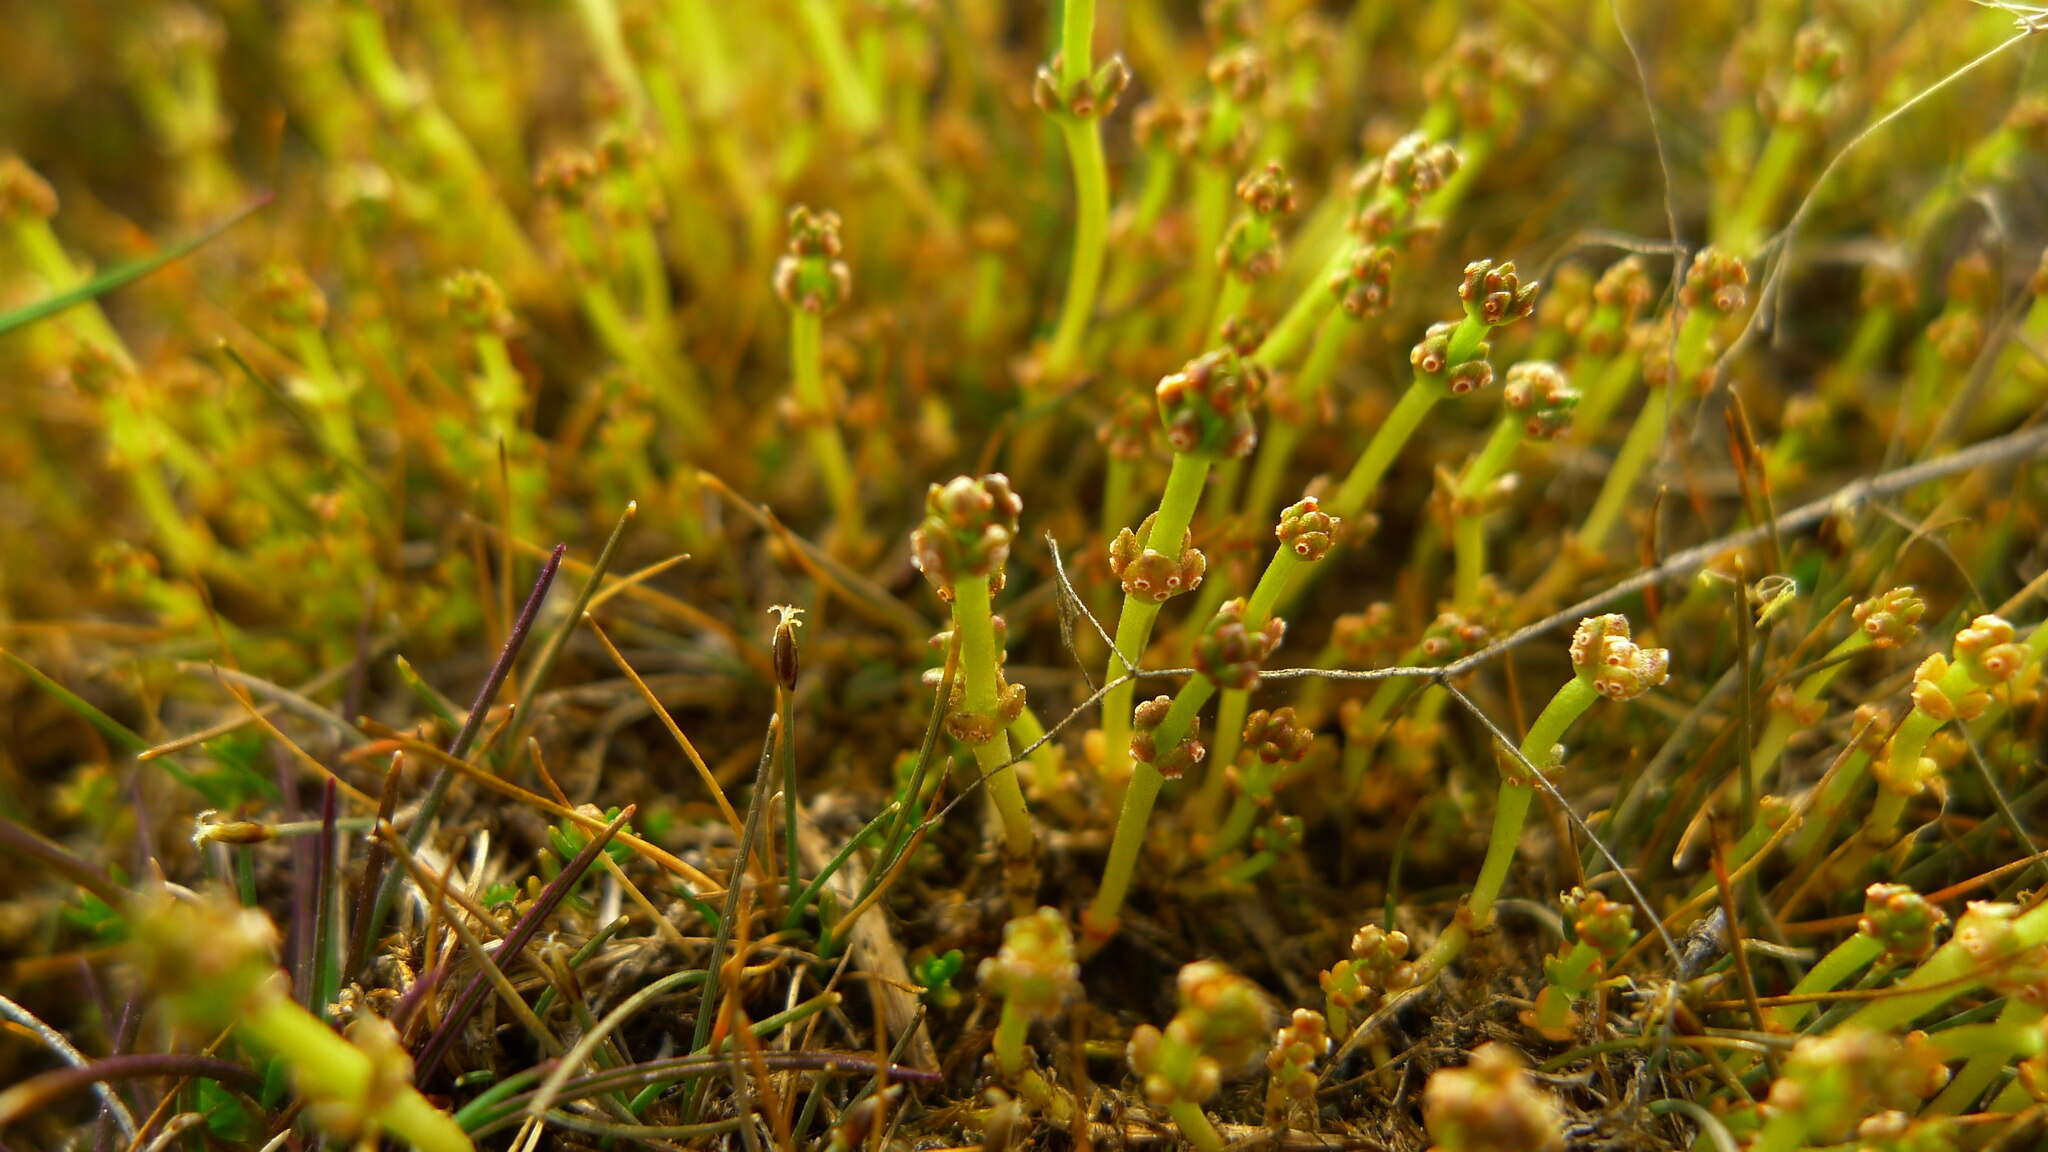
[1450,416,1522,607]
[1332,380,1439,519]
[1090,677,1215,939]
[1043,118,1109,382]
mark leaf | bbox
[0,192,270,339]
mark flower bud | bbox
[1851,587,1924,649]
[1109,512,1207,602]
[1332,245,1397,317]
[1156,348,1261,459]
[1857,883,1946,963]
[911,474,1023,596]
[1423,1043,1564,1152]
[979,907,1080,1022]
[1132,696,1205,777]
[1568,614,1670,701]
[1459,259,1540,326]
[1241,707,1313,765]
[1679,248,1749,315]
[1192,599,1285,691]
[1502,361,1577,439]
[441,269,512,336]
[774,205,852,314]
[1275,496,1341,560]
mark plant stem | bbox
[992,999,1028,1082]
[1410,676,1600,983]
[1242,310,1346,519]
[1043,117,1109,382]
[1195,550,1305,811]
[241,993,472,1152]
[791,307,864,544]
[1167,1099,1226,1152]
[952,574,1035,861]
[1333,379,1439,519]
[1746,631,1868,797]
[1099,452,1212,788]
[1450,416,1521,607]
[1088,677,1215,939]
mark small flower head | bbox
[1953,614,2026,685]
[1858,883,1946,963]
[1098,391,1157,462]
[1568,614,1671,701]
[1192,599,1285,691]
[1459,259,1541,327]
[1275,496,1341,560]
[1172,960,1269,1071]
[1591,255,1654,317]
[1908,653,1989,723]
[1132,695,1205,778]
[1207,45,1268,105]
[1033,53,1132,119]
[1156,349,1261,459]
[1562,887,1636,960]
[441,269,513,336]
[1851,587,1925,649]
[1264,1009,1330,1122]
[774,205,852,314]
[1766,1030,1948,1144]
[911,474,1023,596]
[1502,361,1578,440]
[1420,611,1491,664]
[1332,244,1397,317]
[1333,603,1399,665]
[1241,707,1313,765]
[979,907,1080,1023]
[535,146,600,206]
[1109,512,1207,602]
[126,889,281,1031]
[1423,1043,1565,1152]
[1236,161,1296,218]
[1679,248,1750,315]
[1218,313,1267,356]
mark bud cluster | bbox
[1501,362,1578,440]
[773,205,853,314]
[1678,247,1750,316]
[1191,599,1285,691]
[1263,1009,1330,1125]
[1218,162,1296,280]
[441,269,512,335]
[1128,960,1269,1107]
[1240,707,1313,767]
[1331,244,1398,317]
[1764,1030,1947,1145]
[979,907,1080,1023]
[1275,496,1341,560]
[1852,587,1925,648]
[1857,883,1947,963]
[1568,614,1671,701]
[1131,695,1204,778]
[1411,320,1494,396]
[1320,924,1414,1035]
[1156,348,1261,458]
[911,474,1023,597]
[1109,511,1207,602]
[1422,1043,1565,1152]
[1031,52,1132,120]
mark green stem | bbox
[790,308,863,542]
[1242,310,1346,519]
[1043,118,1109,383]
[1196,549,1305,806]
[796,0,882,136]
[1568,352,1640,447]
[1089,677,1216,939]
[1411,677,1600,983]
[1766,932,1883,1032]
[241,994,472,1152]
[993,1000,1028,1082]
[1929,998,2044,1114]
[1099,453,1212,788]
[1332,380,1439,519]
[1450,416,1522,607]
[1578,385,1666,552]
[952,574,1034,860]
[1166,1099,1226,1152]
[1747,632,1869,797]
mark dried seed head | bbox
[1502,361,1578,440]
[1568,614,1670,701]
[1192,598,1286,691]
[1156,348,1262,459]
[1275,496,1341,560]
[1423,1043,1565,1152]
[1858,883,1946,963]
[1679,247,1750,315]
[1850,587,1924,649]
[911,474,1023,595]
[979,907,1080,1022]
[767,605,804,691]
